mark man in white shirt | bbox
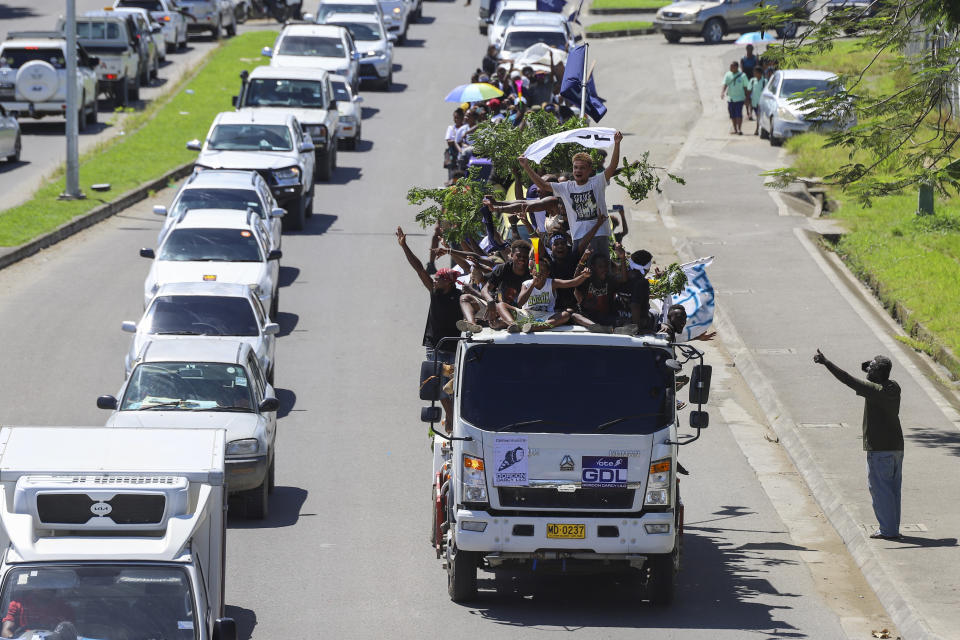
[517,130,623,253]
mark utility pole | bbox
[60,0,84,200]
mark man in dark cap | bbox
[813,350,905,540]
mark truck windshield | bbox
[245,78,326,108]
[459,344,673,434]
[0,565,197,640]
[121,362,254,411]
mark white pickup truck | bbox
[421,327,712,604]
[0,32,99,129]
[59,12,145,107]
[0,426,236,640]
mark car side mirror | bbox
[231,95,238,107]
[328,99,337,109]
[264,322,280,336]
[419,361,443,401]
[388,33,397,43]
[261,46,272,57]
[268,249,282,261]
[689,411,709,429]
[421,406,442,424]
[352,51,361,60]
[97,395,118,410]
[689,364,712,405]
[258,397,280,413]
[152,205,167,216]
[302,12,315,21]
[186,139,201,151]
[355,95,363,103]
[270,207,285,218]
[213,618,237,640]
[139,248,155,259]
[300,141,315,153]
[121,321,137,333]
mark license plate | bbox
[546,523,585,539]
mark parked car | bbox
[0,31,99,129]
[99,339,279,518]
[498,22,571,61]
[121,281,279,381]
[234,65,340,180]
[487,0,535,47]
[330,73,362,149]
[139,208,282,316]
[824,0,880,32]
[323,13,393,89]
[179,0,237,39]
[654,0,809,44]
[154,168,284,250]
[58,12,144,106]
[114,0,189,50]
[377,0,410,44]
[111,6,168,64]
[310,0,385,25]
[263,23,361,93]
[188,110,317,230]
[506,11,580,50]
[0,105,20,163]
[757,69,854,146]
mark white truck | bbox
[0,426,237,640]
[421,327,712,603]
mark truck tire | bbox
[702,18,724,44]
[267,456,275,493]
[129,77,140,102]
[479,24,487,35]
[212,19,222,40]
[115,79,129,109]
[316,147,333,181]
[446,540,478,602]
[643,550,677,605]
[78,100,87,133]
[226,16,237,36]
[664,32,681,43]
[244,478,269,519]
[15,60,58,103]
[270,289,279,320]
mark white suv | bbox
[323,12,393,89]
[487,0,535,47]
[114,0,189,50]
[263,23,360,93]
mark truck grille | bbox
[498,487,635,510]
[37,493,166,525]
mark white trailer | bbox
[0,426,236,640]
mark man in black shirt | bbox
[397,227,462,428]
[481,45,498,77]
[483,239,530,332]
[813,350,905,540]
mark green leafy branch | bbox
[649,263,688,298]
[613,152,686,203]
[407,167,493,244]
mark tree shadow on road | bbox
[0,4,38,19]
[906,426,960,456]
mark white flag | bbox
[669,257,715,341]
[523,127,617,163]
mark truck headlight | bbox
[392,6,401,13]
[226,438,261,456]
[644,458,671,506]
[338,115,352,123]
[462,454,488,502]
[777,105,801,122]
[272,166,301,186]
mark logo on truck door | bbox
[493,436,528,487]
[90,501,113,517]
[581,456,628,488]
[559,455,575,471]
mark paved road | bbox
[0,3,897,637]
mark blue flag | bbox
[567,0,585,23]
[560,44,607,121]
[536,0,565,12]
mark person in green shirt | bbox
[747,67,765,135]
[813,349,905,540]
[721,61,749,135]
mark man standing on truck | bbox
[813,350,905,540]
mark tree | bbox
[757,0,960,203]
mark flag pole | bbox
[580,43,589,125]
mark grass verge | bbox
[783,40,960,374]
[591,0,668,10]
[586,20,654,33]
[0,30,277,247]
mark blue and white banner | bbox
[670,257,715,341]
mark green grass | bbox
[591,0,669,10]
[586,20,654,33]
[0,30,278,247]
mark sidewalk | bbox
[659,45,960,640]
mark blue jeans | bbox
[867,450,903,536]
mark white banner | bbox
[670,257,715,341]
[523,127,617,163]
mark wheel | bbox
[178,29,188,50]
[130,78,140,102]
[305,182,314,217]
[244,478,269,519]
[78,97,88,133]
[316,147,332,181]
[446,539,478,602]
[6,134,20,162]
[269,289,278,319]
[702,18,724,44]
[769,118,783,146]
[212,20,221,40]
[398,28,407,45]
[267,456,275,493]
[267,363,275,385]
[330,143,337,170]
[151,56,159,79]
[479,24,487,35]
[226,16,237,36]
[380,70,392,91]
[115,79,129,108]
[758,116,769,139]
[664,32,681,43]
[140,61,150,86]
[643,553,676,605]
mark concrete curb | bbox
[0,162,194,273]
[585,26,657,38]
[588,7,658,15]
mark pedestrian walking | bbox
[813,350,905,540]
[721,61,749,135]
[740,44,759,119]
[747,67,764,135]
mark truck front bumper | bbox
[454,508,676,556]
[226,454,267,492]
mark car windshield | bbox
[208,124,292,151]
[780,78,834,97]
[277,35,345,57]
[333,22,382,41]
[246,78,327,108]
[496,8,522,26]
[143,295,259,336]
[75,20,124,39]
[316,4,376,19]
[0,48,66,69]
[331,80,350,101]
[0,565,196,640]
[121,362,254,411]
[158,228,263,262]
[116,0,165,10]
[459,344,674,434]
[503,30,566,51]
[173,188,263,218]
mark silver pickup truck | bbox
[59,12,144,107]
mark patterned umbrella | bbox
[444,83,504,103]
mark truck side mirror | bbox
[258,397,280,412]
[97,395,118,410]
[268,249,282,261]
[139,248,155,259]
[421,406,442,424]
[213,618,237,640]
[121,321,137,333]
[328,99,337,110]
[689,364,712,405]
[270,207,285,218]
[419,361,443,401]
[152,205,167,216]
[261,46,273,57]
[263,322,280,336]
[186,139,202,151]
[231,95,238,107]
[690,411,709,429]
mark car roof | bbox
[280,23,347,37]
[778,69,837,81]
[248,66,331,81]
[168,208,258,229]
[80,10,132,21]
[510,11,567,25]
[499,0,538,10]
[503,23,567,33]
[325,12,380,24]
[184,169,262,189]
[319,0,379,5]
[154,281,253,298]
[213,109,296,126]
[139,338,250,365]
